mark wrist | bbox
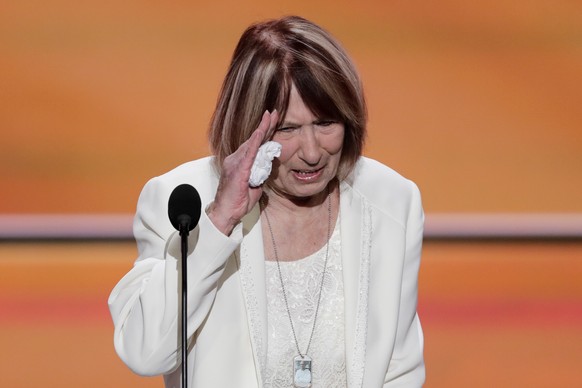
[206,202,239,236]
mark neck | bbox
[260,180,340,262]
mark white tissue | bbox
[248,141,282,187]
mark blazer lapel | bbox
[340,182,369,388]
[237,204,268,385]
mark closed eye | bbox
[315,120,337,127]
[277,125,299,132]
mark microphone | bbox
[168,184,202,234]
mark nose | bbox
[298,126,322,166]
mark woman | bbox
[109,16,425,387]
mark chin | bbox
[284,181,332,200]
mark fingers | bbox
[245,112,267,155]
[243,110,278,167]
[265,109,280,140]
[251,109,279,149]
[222,109,280,177]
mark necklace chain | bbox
[262,189,332,358]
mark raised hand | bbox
[207,110,279,235]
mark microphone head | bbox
[168,184,202,232]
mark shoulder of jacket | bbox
[140,156,219,206]
[155,156,217,181]
[346,157,420,219]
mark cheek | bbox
[329,140,344,156]
[274,140,296,165]
[326,132,345,156]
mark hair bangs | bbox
[291,65,343,122]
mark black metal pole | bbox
[180,226,188,388]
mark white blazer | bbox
[109,156,425,387]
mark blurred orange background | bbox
[1,0,581,387]
[2,0,581,214]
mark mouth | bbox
[292,167,324,181]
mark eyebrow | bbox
[279,118,324,127]
[279,121,301,127]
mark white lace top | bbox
[264,218,346,387]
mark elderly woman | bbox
[109,15,425,387]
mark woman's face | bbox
[269,84,344,202]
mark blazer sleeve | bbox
[108,175,243,376]
[384,181,426,387]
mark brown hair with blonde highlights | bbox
[209,15,367,180]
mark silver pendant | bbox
[293,355,312,388]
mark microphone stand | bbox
[168,183,201,388]
[179,219,190,388]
